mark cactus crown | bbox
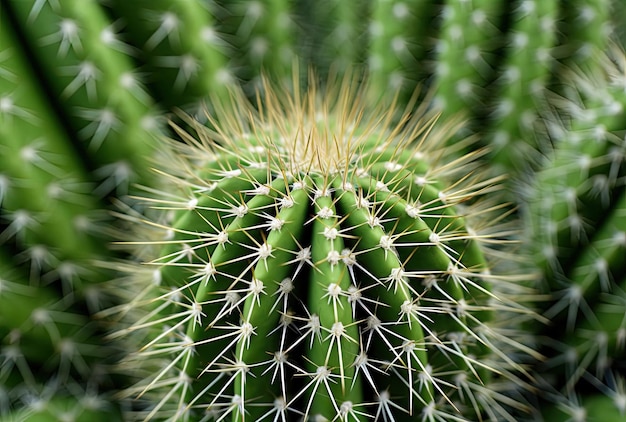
[112,74,533,421]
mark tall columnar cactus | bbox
[366,0,440,103]
[0,394,122,422]
[0,0,158,416]
[432,0,507,127]
[2,0,160,195]
[100,0,233,111]
[536,371,626,422]
[482,0,558,176]
[296,0,367,83]
[108,76,536,421]
[0,246,122,418]
[217,0,298,89]
[557,0,613,71]
[521,45,626,418]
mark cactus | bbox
[529,371,626,421]
[0,0,160,417]
[431,1,507,128]
[2,0,160,195]
[366,0,441,103]
[296,0,367,83]
[521,43,626,418]
[0,9,131,414]
[217,0,298,90]
[556,0,613,71]
[99,0,233,111]
[0,246,122,417]
[107,74,537,421]
[481,0,559,176]
[3,0,626,421]
[0,392,123,422]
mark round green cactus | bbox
[109,75,535,421]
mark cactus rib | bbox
[110,74,535,421]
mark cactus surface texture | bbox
[109,77,533,421]
[2,0,626,421]
[520,43,626,420]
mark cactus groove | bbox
[111,76,534,421]
[3,0,626,420]
[522,44,626,420]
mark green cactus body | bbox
[112,75,533,421]
[485,0,558,176]
[558,0,613,67]
[432,0,507,129]
[0,394,123,422]
[0,252,69,391]
[0,10,111,279]
[547,0,613,105]
[217,0,297,90]
[297,0,367,81]
[4,0,626,420]
[3,0,159,194]
[522,46,626,415]
[0,246,119,417]
[534,189,626,391]
[527,68,626,282]
[538,375,626,421]
[367,0,440,103]
[0,5,145,415]
[102,0,232,110]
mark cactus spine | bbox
[101,0,233,111]
[109,75,535,421]
[3,0,626,420]
[3,0,159,194]
[522,44,626,419]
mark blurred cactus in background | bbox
[0,0,625,421]
[519,43,626,421]
[0,2,155,416]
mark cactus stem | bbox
[104,68,538,420]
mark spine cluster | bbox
[1,0,626,421]
[111,79,532,421]
[522,45,626,421]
